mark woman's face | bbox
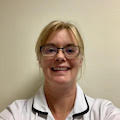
[39,29,83,86]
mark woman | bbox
[0,20,120,120]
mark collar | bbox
[32,85,49,114]
[32,84,89,117]
[72,84,89,118]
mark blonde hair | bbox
[35,20,84,60]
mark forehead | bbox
[46,29,78,46]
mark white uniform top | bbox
[0,84,120,120]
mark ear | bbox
[38,60,41,67]
[38,55,42,67]
[79,56,83,67]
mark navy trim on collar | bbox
[32,94,89,119]
[32,99,48,118]
[72,94,89,118]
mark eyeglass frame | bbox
[40,44,81,59]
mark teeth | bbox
[54,68,67,71]
[51,67,69,71]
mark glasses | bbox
[40,44,80,59]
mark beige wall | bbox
[0,0,120,111]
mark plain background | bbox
[0,0,120,111]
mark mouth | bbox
[51,66,71,72]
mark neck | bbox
[44,82,77,119]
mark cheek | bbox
[70,58,82,68]
[40,57,53,69]
[40,60,51,77]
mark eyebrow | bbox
[43,43,56,46]
[65,44,78,47]
[44,43,77,47]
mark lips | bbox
[51,66,71,71]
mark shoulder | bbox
[0,98,33,120]
[9,98,33,110]
[86,95,120,120]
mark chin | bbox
[52,76,72,85]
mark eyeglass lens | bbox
[40,44,80,58]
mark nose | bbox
[55,49,66,62]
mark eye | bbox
[46,47,56,53]
[42,46,57,54]
[65,47,76,55]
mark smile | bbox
[51,67,71,71]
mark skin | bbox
[39,29,83,120]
